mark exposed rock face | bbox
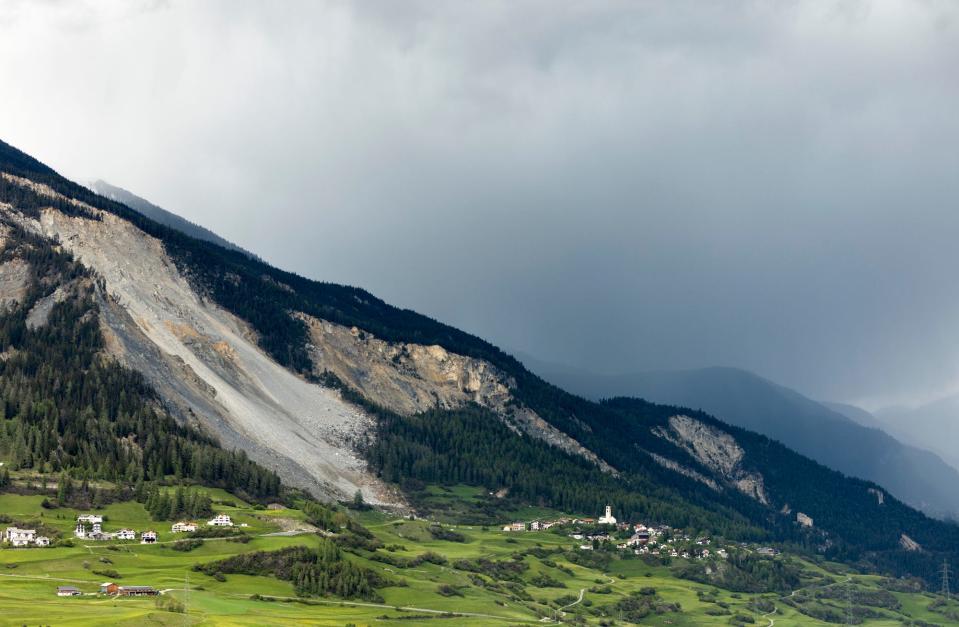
[25,285,67,329]
[654,414,769,504]
[301,314,615,473]
[899,533,921,551]
[868,487,886,505]
[302,314,513,415]
[0,257,30,310]
[0,177,400,506]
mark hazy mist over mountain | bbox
[3,1,959,410]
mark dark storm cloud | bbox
[2,0,958,407]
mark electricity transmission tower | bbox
[844,583,854,627]
[183,571,191,625]
[942,560,951,600]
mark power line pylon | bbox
[942,559,951,600]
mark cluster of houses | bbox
[73,513,236,544]
[503,504,653,535]
[74,515,158,544]
[55,583,159,597]
[4,511,235,549]
[502,504,734,561]
[3,526,51,547]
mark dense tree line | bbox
[139,484,214,521]
[194,543,387,601]
[675,551,802,593]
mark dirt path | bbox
[761,605,777,626]
[559,588,585,611]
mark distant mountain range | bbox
[874,396,959,473]
[521,356,959,521]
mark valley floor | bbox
[0,488,956,626]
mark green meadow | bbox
[0,491,957,626]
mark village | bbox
[4,511,246,598]
[500,504,795,561]
[3,512,242,549]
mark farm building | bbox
[117,586,158,597]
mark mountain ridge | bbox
[84,179,259,260]
[520,357,959,520]
[1,137,958,584]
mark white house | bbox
[5,527,37,547]
[140,531,157,544]
[598,505,617,525]
[502,522,525,532]
[116,529,136,541]
[77,515,102,525]
[34,536,50,547]
[207,514,233,527]
[171,522,197,533]
[57,586,81,597]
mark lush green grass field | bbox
[0,491,957,626]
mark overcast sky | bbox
[2,0,958,409]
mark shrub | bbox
[436,584,463,597]
[155,596,185,613]
[92,568,121,579]
[171,539,205,552]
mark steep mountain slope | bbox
[527,361,959,519]
[1,138,958,584]
[85,179,256,259]
[0,217,282,503]
[0,169,393,505]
